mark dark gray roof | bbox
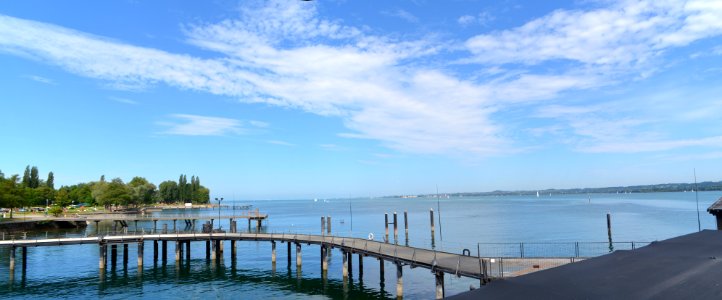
[448,230,722,300]
[708,197,722,213]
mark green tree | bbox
[0,175,23,218]
[22,166,30,187]
[158,180,178,203]
[128,177,157,205]
[55,187,71,207]
[30,166,40,188]
[96,178,131,207]
[46,172,54,189]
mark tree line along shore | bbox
[0,165,210,218]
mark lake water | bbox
[1,191,720,299]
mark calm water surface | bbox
[1,191,720,299]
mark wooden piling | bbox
[137,241,144,267]
[321,216,326,234]
[435,272,445,299]
[296,243,302,267]
[342,250,348,278]
[205,240,211,260]
[272,241,277,264]
[21,247,27,270]
[385,213,389,243]
[162,240,167,261]
[186,241,191,261]
[430,208,435,244]
[287,242,292,267]
[396,262,403,298]
[404,211,409,245]
[380,258,385,282]
[321,244,328,271]
[9,246,15,271]
[607,213,613,251]
[173,220,177,232]
[99,244,106,269]
[111,244,117,267]
[327,216,331,234]
[347,251,353,277]
[358,253,364,279]
[123,244,128,266]
[153,241,158,261]
[231,240,236,260]
[175,241,181,262]
[393,212,398,244]
[153,220,157,233]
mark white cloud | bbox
[2,0,722,157]
[382,9,419,23]
[159,114,245,136]
[465,0,722,67]
[267,140,295,147]
[109,96,138,105]
[457,12,493,27]
[23,74,55,85]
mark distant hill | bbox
[388,181,722,198]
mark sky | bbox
[1,0,722,199]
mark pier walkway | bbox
[0,232,577,299]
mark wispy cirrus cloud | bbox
[23,74,55,85]
[267,140,295,147]
[2,0,722,157]
[109,96,138,105]
[158,114,264,136]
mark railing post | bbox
[520,242,524,258]
[575,242,579,257]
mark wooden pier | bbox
[0,232,577,299]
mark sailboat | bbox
[536,191,540,198]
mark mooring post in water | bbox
[404,211,409,245]
[98,244,106,270]
[430,208,436,244]
[153,241,158,262]
[287,242,292,267]
[393,212,399,244]
[231,239,236,260]
[186,241,191,261]
[385,213,389,243]
[95,220,101,235]
[358,253,364,279]
[379,258,385,282]
[272,241,277,264]
[21,247,27,271]
[205,240,210,260]
[396,262,403,298]
[327,216,332,234]
[10,246,16,271]
[296,243,302,268]
[321,216,326,235]
[347,251,353,277]
[111,244,117,267]
[137,241,144,267]
[175,241,181,262]
[321,244,328,272]
[435,272,445,299]
[162,240,167,262]
[342,250,348,279]
[153,220,157,233]
[607,213,613,252]
[123,244,129,266]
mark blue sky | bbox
[1,0,722,199]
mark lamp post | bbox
[45,199,49,217]
[215,197,223,230]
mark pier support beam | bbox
[231,240,236,260]
[435,272,444,299]
[153,241,158,262]
[347,251,353,277]
[321,217,326,234]
[396,263,404,298]
[206,241,211,259]
[404,211,409,245]
[321,245,328,272]
[111,244,117,267]
[21,247,27,270]
[175,241,181,262]
[9,246,15,271]
[272,241,277,264]
[99,244,106,269]
[342,250,348,279]
[162,241,167,262]
[393,212,398,244]
[327,216,331,234]
[287,242,291,267]
[186,241,191,261]
[379,258,385,282]
[137,241,144,267]
[385,213,389,243]
[123,244,129,266]
[358,254,364,279]
[296,243,302,268]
